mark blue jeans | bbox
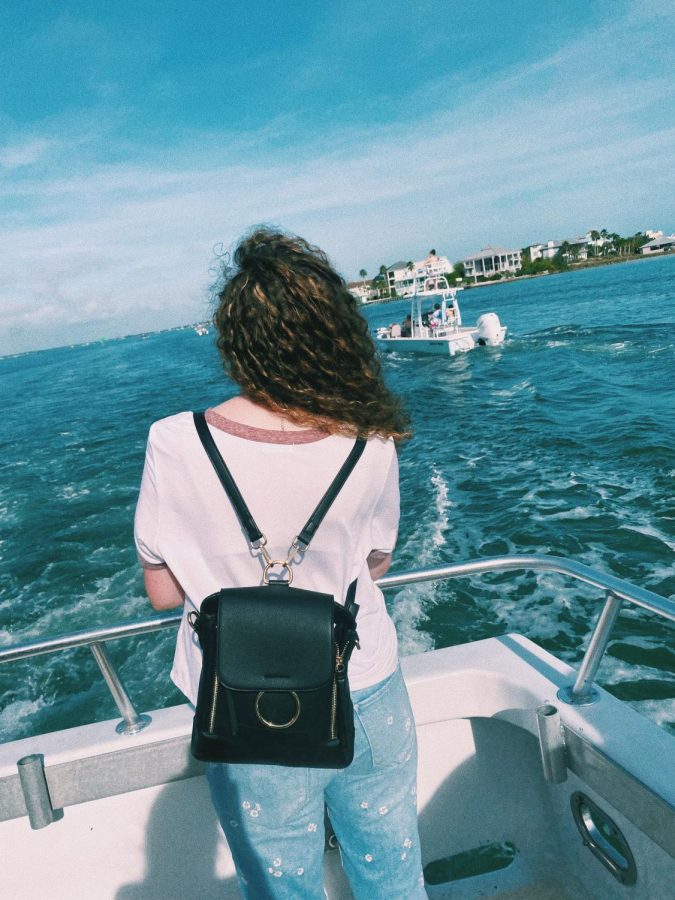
[207,665,426,899]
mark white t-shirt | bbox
[134,409,400,703]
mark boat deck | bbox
[2,556,674,898]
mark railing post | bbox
[90,641,151,735]
[558,591,623,706]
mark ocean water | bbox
[1,255,674,742]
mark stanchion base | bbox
[557,685,601,706]
[116,714,152,735]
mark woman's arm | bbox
[144,566,185,611]
[367,550,393,581]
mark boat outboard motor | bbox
[476,312,502,345]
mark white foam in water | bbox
[430,470,451,548]
[534,505,595,521]
[0,697,49,736]
[457,453,487,468]
[391,467,452,655]
[0,628,14,647]
[391,594,435,656]
[492,379,535,399]
[58,484,91,501]
[492,578,575,644]
[619,522,675,552]
[629,698,675,731]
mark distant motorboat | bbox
[194,324,209,336]
[376,279,506,356]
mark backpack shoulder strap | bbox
[193,411,264,545]
[295,438,366,550]
[193,412,366,552]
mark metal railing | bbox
[1,555,673,735]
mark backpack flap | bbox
[216,583,335,691]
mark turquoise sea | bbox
[1,255,674,742]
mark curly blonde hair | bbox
[213,228,411,441]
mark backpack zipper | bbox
[208,672,219,733]
[331,641,348,740]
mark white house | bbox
[529,237,589,262]
[348,281,377,303]
[385,261,413,295]
[386,252,453,296]
[640,234,675,255]
[529,240,562,261]
[462,247,522,279]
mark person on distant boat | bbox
[400,314,412,337]
[431,303,442,327]
[390,321,402,338]
[135,228,425,899]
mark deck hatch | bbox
[423,841,517,885]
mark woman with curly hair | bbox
[134,228,425,898]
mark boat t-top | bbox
[376,276,506,356]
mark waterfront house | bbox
[387,252,453,296]
[529,237,589,262]
[348,280,377,303]
[640,234,675,255]
[386,261,412,295]
[529,240,562,261]
[462,246,522,280]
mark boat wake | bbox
[391,467,451,656]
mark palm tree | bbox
[358,268,368,300]
[589,230,601,257]
[378,264,390,298]
[560,240,571,262]
[600,229,609,256]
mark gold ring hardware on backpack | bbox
[255,691,301,728]
[188,411,365,768]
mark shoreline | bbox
[359,250,674,304]
[463,249,674,289]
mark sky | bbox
[1,0,674,354]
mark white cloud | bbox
[0,137,56,170]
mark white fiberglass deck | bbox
[2,633,674,899]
